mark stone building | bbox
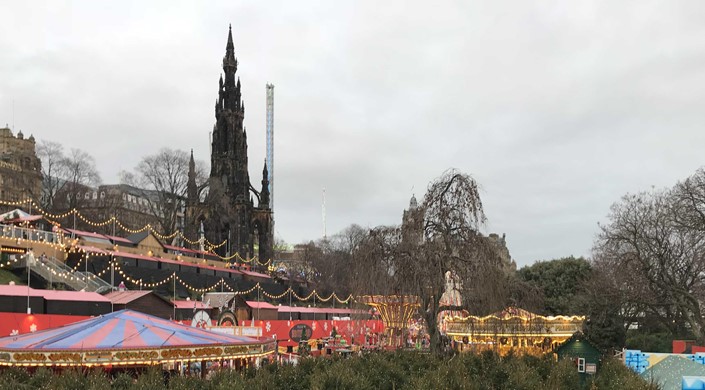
[487,233,517,273]
[401,194,423,245]
[0,126,42,205]
[53,183,170,235]
[184,26,273,261]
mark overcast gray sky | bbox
[2,1,704,266]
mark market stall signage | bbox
[289,324,313,342]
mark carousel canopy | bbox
[0,309,275,367]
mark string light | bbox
[2,201,353,303]
[5,199,273,264]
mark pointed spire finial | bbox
[223,25,236,72]
[227,24,234,50]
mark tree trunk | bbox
[422,295,443,355]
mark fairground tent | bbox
[0,309,275,367]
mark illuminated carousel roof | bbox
[0,309,275,367]
[450,306,585,322]
[444,306,585,342]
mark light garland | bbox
[0,257,19,268]
[174,275,225,293]
[292,290,316,301]
[4,199,274,264]
[75,213,114,228]
[1,204,353,303]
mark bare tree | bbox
[309,224,369,295]
[349,225,403,296]
[594,188,705,343]
[121,148,207,236]
[36,140,65,210]
[58,148,101,210]
[673,168,705,231]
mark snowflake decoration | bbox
[323,322,328,332]
[10,330,18,336]
[312,321,317,331]
[29,324,37,333]
[265,321,271,333]
[347,323,352,332]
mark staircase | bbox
[15,254,113,294]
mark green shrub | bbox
[545,359,580,390]
[0,351,659,389]
[49,368,92,390]
[27,367,53,389]
[110,372,133,390]
[0,367,31,389]
[131,367,166,390]
[591,357,659,390]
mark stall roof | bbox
[245,301,278,310]
[241,270,271,279]
[0,285,44,297]
[104,290,154,305]
[77,245,108,254]
[172,300,212,310]
[103,234,134,245]
[63,228,112,244]
[276,305,365,315]
[42,290,110,303]
[3,215,43,223]
[0,285,108,303]
[0,209,43,223]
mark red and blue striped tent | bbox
[0,309,275,367]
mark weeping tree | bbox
[351,169,506,355]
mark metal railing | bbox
[0,223,62,244]
[16,254,112,294]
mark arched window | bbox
[93,191,97,200]
[100,192,105,199]
[76,193,82,199]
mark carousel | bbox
[444,307,585,356]
[358,295,420,348]
[0,309,275,370]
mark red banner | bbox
[0,313,90,337]
[241,318,385,347]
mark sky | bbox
[1,1,705,266]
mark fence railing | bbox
[0,223,62,244]
[16,254,112,294]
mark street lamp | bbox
[25,251,34,314]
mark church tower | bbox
[188,26,273,262]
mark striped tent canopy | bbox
[0,309,275,367]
